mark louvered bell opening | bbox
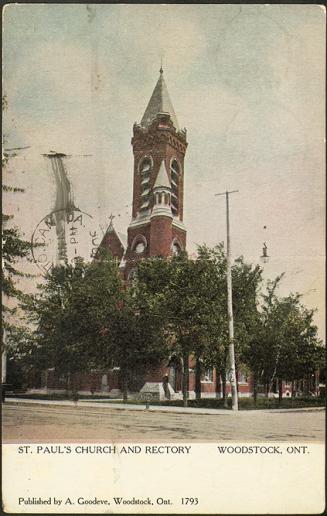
[171,176,178,188]
[140,200,150,211]
[171,196,179,214]
[141,176,150,185]
[141,161,151,173]
[171,161,179,175]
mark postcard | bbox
[2,4,325,514]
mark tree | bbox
[135,245,264,407]
[2,100,33,329]
[269,295,323,401]
[198,248,263,405]
[20,252,122,396]
[242,274,324,403]
[2,95,39,387]
[98,284,168,401]
[18,248,168,399]
[136,253,193,406]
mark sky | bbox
[3,4,325,338]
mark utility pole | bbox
[215,190,239,411]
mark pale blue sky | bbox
[3,4,325,337]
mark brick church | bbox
[33,68,310,399]
[43,68,257,399]
[93,67,237,399]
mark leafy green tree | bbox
[97,284,169,401]
[18,248,168,399]
[242,274,324,403]
[2,106,33,330]
[270,295,323,401]
[20,252,122,395]
[2,95,40,389]
[200,248,263,405]
[135,245,264,406]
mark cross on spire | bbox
[159,57,163,74]
[108,213,115,230]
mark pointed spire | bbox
[140,70,179,130]
[154,160,171,189]
[106,213,115,232]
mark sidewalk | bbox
[4,397,325,416]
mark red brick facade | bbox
[99,227,125,261]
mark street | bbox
[2,401,325,442]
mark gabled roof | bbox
[117,231,127,249]
[97,222,127,261]
[140,69,179,130]
[154,160,171,189]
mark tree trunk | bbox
[278,378,283,405]
[66,372,70,395]
[195,357,201,401]
[182,351,189,407]
[291,380,295,397]
[215,370,222,399]
[221,366,228,408]
[71,372,79,403]
[121,369,128,403]
[291,380,295,407]
[303,375,310,396]
[253,373,258,406]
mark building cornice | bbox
[128,216,151,230]
[172,218,186,232]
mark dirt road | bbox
[3,402,325,442]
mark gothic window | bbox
[170,159,180,216]
[171,239,182,256]
[139,157,152,212]
[131,235,147,255]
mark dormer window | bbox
[170,159,180,216]
[139,157,152,212]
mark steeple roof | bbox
[140,69,179,130]
[154,160,171,189]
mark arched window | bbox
[131,235,147,255]
[139,157,152,212]
[171,239,182,256]
[170,159,180,216]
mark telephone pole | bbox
[215,190,239,411]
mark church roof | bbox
[154,160,171,189]
[98,221,127,257]
[140,69,179,131]
[117,231,127,249]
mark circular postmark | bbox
[31,208,100,274]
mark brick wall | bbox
[149,216,173,257]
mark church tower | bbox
[125,67,188,278]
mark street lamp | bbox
[261,242,269,264]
